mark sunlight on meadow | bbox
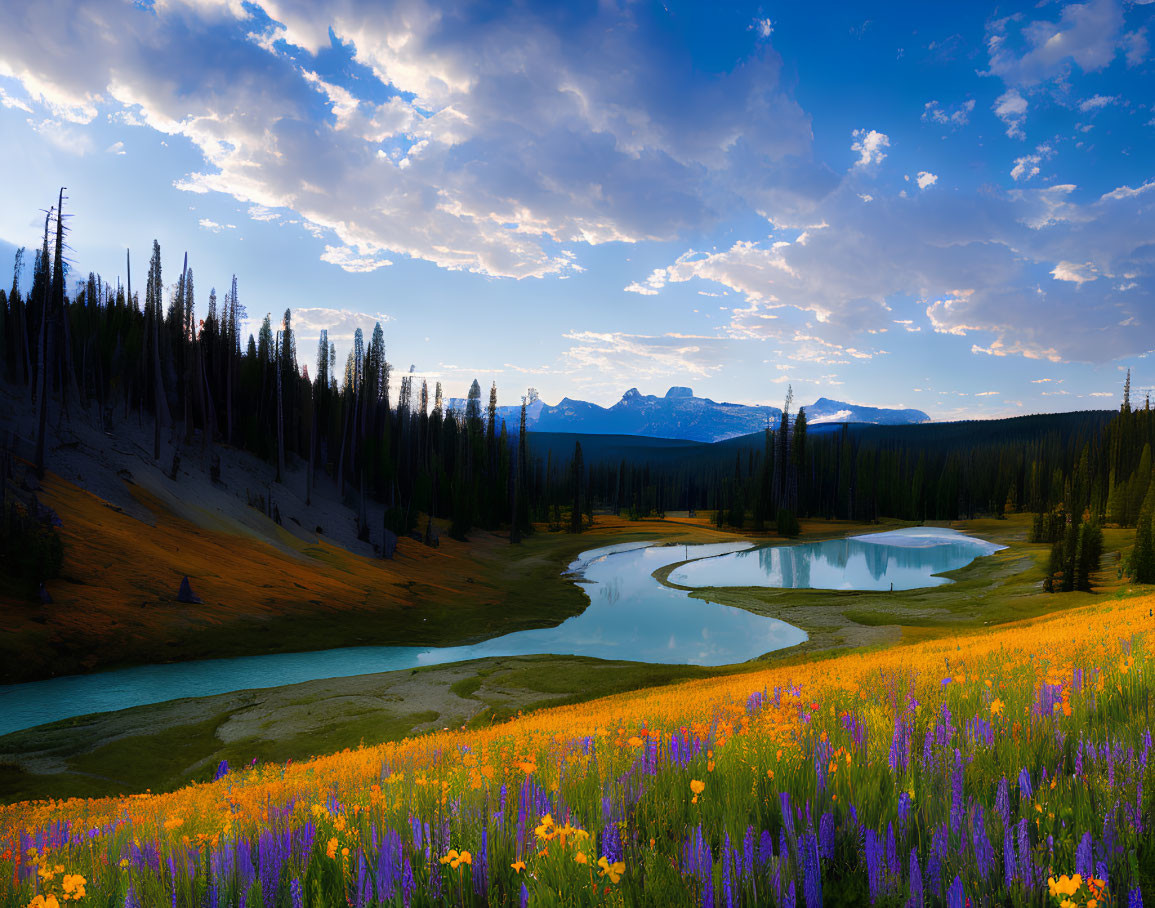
[3,592,1150,906]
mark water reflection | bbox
[0,540,805,735]
[669,527,1003,592]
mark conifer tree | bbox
[571,439,584,533]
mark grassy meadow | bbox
[2,568,1152,905]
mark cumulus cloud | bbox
[625,174,1155,364]
[851,129,890,168]
[0,0,827,280]
[916,171,937,190]
[1050,261,1098,284]
[993,89,1029,139]
[921,99,975,128]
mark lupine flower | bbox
[908,849,922,908]
[947,875,965,908]
[801,831,821,908]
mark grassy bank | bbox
[4,512,1135,804]
[661,514,1134,658]
[2,470,791,683]
[3,584,1150,906]
[0,656,747,804]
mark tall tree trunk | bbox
[336,397,350,502]
[275,354,285,483]
[306,404,315,506]
[33,208,52,479]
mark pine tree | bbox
[1130,514,1155,583]
[571,440,584,533]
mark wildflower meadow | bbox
[2,593,1151,906]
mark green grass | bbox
[3,514,1143,805]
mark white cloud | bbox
[851,129,890,168]
[993,89,1028,140]
[1011,156,1041,182]
[29,118,94,154]
[1050,261,1098,284]
[922,99,975,128]
[106,140,126,155]
[985,0,1127,87]
[287,307,392,343]
[198,218,236,232]
[751,18,774,38]
[1010,143,1054,182]
[0,0,825,280]
[247,205,280,222]
[320,244,393,273]
[559,331,728,394]
[916,171,937,190]
[627,173,1155,365]
[0,85,32,113]
[1078,94,1118,112]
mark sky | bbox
[0,0,1152,419]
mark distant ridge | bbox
[450,387,930,443]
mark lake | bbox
[0,527,1001,735]
[667,526,1004,591]
[0,540,802,735]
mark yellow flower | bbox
[598,856,625,883]
[28,896,61,908]
[990,698,1005,717]
[326,837,339,860]
[534,815,556,840]
[61,874,86,899]
[690,779,705,794]
[574,851,588,865]
[510,861,526,873]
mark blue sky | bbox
[0,0,1152,418]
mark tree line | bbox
[0,194,1139,597]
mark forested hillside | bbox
[0,196,1143,591]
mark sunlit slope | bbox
[0,470,734,683]
[3,588,1150,905]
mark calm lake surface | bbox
[0,528,1001,735]
[668,527,1004,591]
[0,540,804,735]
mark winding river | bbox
[0,527,1000,736]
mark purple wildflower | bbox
[908,849,922,908]
[865,829,882,903]
[1129,886,1144,908]
[1076,832,1092,880]
[801,831,822,908]
[1003,826,1016,888]
[947,875,965,908]
[950,750,964,835]
[818,813,834,860]
[995,776,1009,829]
[723,832,733,908]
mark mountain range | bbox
[450,386,930,443]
